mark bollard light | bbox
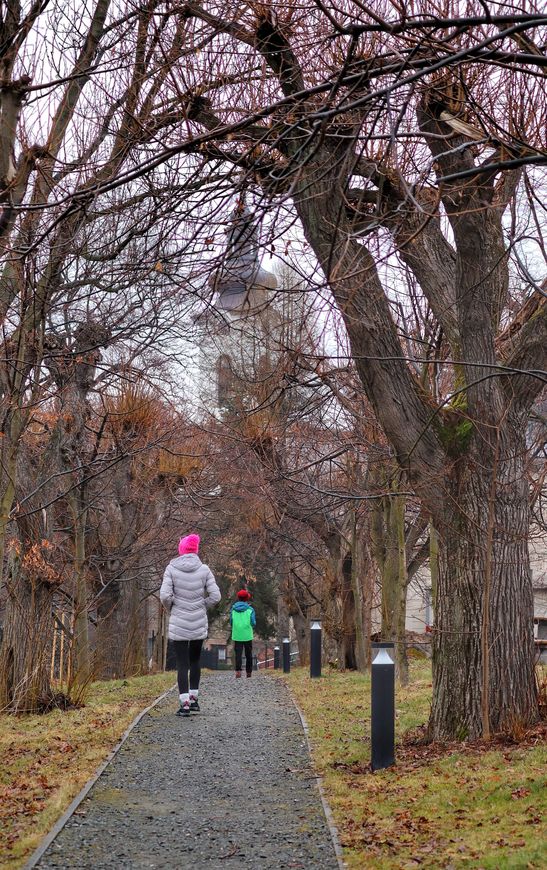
[371,642,395,771]
[310,620,322,678]
[282,637,291,673]
[273,646,280,669]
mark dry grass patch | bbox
[283,662,546,870]
[0,672,175,869]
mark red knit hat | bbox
[237,589,251,601]
[179,534,200,555]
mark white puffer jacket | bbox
[160,554,221,641]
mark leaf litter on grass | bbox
[0,672,175,869]
[281,663,547,870]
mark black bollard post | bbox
[282,637,291,673]
[371,642,395,771]
[310,620,322,678]
[274,646,280,669]
[253,655,258,671]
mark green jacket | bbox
[230,602,256,642]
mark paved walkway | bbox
[35,672,340,869]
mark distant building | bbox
[193,205,279,414]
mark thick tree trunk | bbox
[0,549,54,712]
[123,575,147,675]
[95,578,128,679]
[430,429,537,739]
[95,572,147,679]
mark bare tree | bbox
[1,1,545,738]
[0,0,217,708]
[147,1,546,739]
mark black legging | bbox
[173,639,203,694]
[234,640,253,675]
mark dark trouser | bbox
[173,639,203,694]
[234,640,253,674]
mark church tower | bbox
[196,204,278,415]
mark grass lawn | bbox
[0,672,175,869]
[282,661,546,870]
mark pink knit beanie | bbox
[179,534,200,555]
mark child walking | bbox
[230,589,256,678]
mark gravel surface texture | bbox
[36,672,339,869]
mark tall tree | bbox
[0,0,216,707]
[156,1,546,739]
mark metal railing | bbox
[257,651,298,669]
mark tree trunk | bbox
[123,574,147,676]
[95,578,126,679]
[397,574,409,687]
[276,576,290,647]
[292,610,310,667]
[340,553,357,669]
[0,408,25,593]
[430,428,537,739]
[285,565,312,666]
[95,571,146,679]
[371,476,409,682]
[0,547,54,712]
[0,457,16,592]
[70,494,90,684]
[351,516,372,670]
[395,490,409,686]
[429,522,439,624]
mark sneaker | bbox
[189,697,200,712]
[235,671,242,678]
[176,702,190,717]
[246,672,252,678]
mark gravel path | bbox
[36,672,340,869]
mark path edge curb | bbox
[23,683,176,870]
[286,682,346,869]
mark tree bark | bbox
[351,513,372,670]
[70,492,90,684]
[292,610,310,667]
[95,577,126,679]
[370,468,409,682]
[429,523,439,625]
[95,570,147,678]
[0,546,54,712]
[340,553,357,670]
[276,574,290,648]
[430,424,537,739]
[395,491,410,686]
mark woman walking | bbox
[160,534,221,717]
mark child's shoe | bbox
[176,700,190,717]
[246,671,252,678]
[235,670,242,678]
[189,696,200,712]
